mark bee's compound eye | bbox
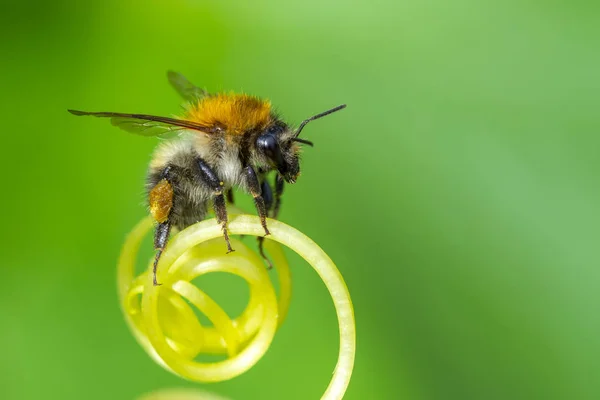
[257,134,278,158]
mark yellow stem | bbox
[118,214,355,400]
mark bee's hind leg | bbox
[196,157,234,253]
[153,220,172,286]
[148,166,176,286]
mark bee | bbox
[69,71,345,285]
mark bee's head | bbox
[255,104,346,184]
[256,122,301,183]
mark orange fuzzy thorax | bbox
[186,93,272,135]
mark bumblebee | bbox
[69,71,345,285]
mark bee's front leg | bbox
[261,179,274,212]
[226,188,235,205]
[244,166,270,236]
[257,179,274,269]
[272,173,284,220]
[257,174,285,269]
[196,157,234,253]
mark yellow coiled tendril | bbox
[118,212,355,399]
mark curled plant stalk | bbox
[137,388,232,400]
[118,212,355,399]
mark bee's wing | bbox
[68,110,214,136]
[110,117,184,137]
[167,70,207,102]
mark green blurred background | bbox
[1,0,599,399]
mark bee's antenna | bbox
[294,104,346,138]
[292,138,314,147]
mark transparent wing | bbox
[167,70,207,102]
[68,110,214,136]
[110,117,185,137]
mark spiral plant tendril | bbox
[118,211,356,399]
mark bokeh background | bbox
[1,0,599,399]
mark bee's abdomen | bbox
[147,164,212,231]
[146,142,212,229]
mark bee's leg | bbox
[226,188,235,205]
[214,193,234,253]
[152,220,171,286]
[244,166,270,236]
[257,180,275,269]
[261,179,274,212]
[272,174,285,219]
[196,157,234,253]
[149,166,177,286]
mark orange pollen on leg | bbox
[149,179,174,223]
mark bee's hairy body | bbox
[146,93,297,231]
[147,139,211,230]
[146,136,254,231]
[68,71,345,285]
